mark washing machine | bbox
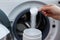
[0,0,60,40]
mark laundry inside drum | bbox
[13,9,50,40]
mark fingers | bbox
[41,7,51,11]
[39,5,53,16]
[47,13,53,17]
[39,5,60,20]
[39,5,52,11]
[42,11,47,16]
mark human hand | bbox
[40,5,60,20]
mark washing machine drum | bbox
[13,9,50,40]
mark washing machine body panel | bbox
[8,1,60,40]
[0,0,60,40]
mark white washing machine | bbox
[0,0,60,40]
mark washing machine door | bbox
[0,9,11,33]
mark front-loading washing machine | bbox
[0,0,60,40]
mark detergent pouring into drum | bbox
[23,7,42,40]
